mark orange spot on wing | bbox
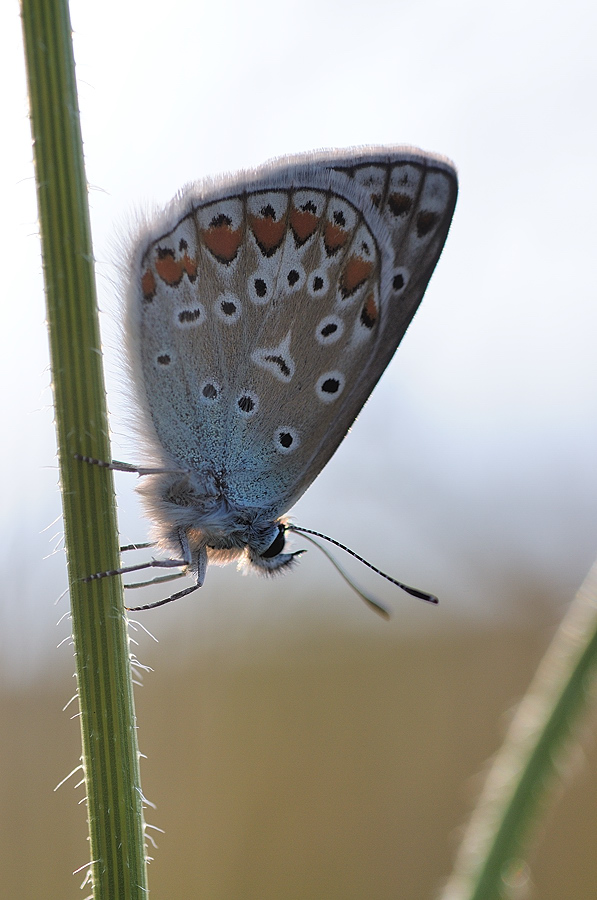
[340,256,374,297]
[249,214,287,255]
[416,210,439,237]
[202,225,243,263]
[388,192,413,217]
[290,206,320,244]
[324,222,349,255]
[155,249,185,286]
[181,252,198,281]
[360,292,378,329]
[153,244,198,286]
[141,269,156,300]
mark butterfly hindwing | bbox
[125,147,457,521]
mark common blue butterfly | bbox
[84,147,457,613]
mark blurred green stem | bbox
[21,1,148,897]
[442,561,597,900]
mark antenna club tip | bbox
[402,586,439,605]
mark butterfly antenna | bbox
[290,528,390,618]
[288,525,438,609]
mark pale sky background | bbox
[2,0,596,680]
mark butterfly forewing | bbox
[297,152,459,497]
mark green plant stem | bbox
[442,560,597,900]
[20,2,148,897]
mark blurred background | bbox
[3,0,597,896]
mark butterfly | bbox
[83,146,457,614]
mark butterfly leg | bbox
[124,572,187,590]
[190,542,207,588]
[74,453,190,477]
[120,543,188,587]
[82,554,189,584]
[82,526,191,586]
[120,542,155,552]
[126,534,207,611]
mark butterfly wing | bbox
[286,147,458,505]
[125,147,457,520]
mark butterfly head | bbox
[192,519,303,576]
[244,522,304,574]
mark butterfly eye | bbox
[260,525,286,559]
